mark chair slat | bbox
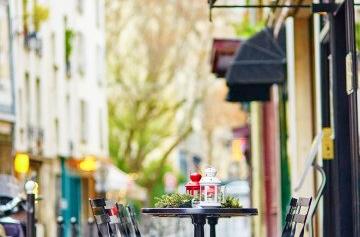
[281,197,312,237]
[105,200,116,209]
[90,198,106,207]
[127,205,142,237]
[289,198,298,207]
[297,198,312,207]
[285,214,293,222]
[95,214,111,224]
[293,214,307,224]
[93,207,106,215]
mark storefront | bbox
[208,0,359,236]
[318,1,359,236]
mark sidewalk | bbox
[140,216,252,237]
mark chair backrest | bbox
[126,205,141,237]
[282,198,298,237]
[281,197,312,237]
[116,203,134,237]
[89,198,115,237]
[105,200,123,237]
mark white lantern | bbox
[199,167,221,207]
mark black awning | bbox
[226,84,272,102]
[225,26,286,102]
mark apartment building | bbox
[1,0,108,235]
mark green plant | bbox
[154,193,193,208]
[355,22,360,51]
[221,196,242,208]
[233,19,265,39]
[33,4,49,31]
[65,29,75,63]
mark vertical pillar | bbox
[292,17,316,196]
[262,88,281,237]
[25,180,37,237]
[344,1,360,235]
[250,102,266,237]
[328,6,354,236]
[57,216,64,237]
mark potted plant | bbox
[65,29,75,77]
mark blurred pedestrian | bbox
[0,224,6,237]
[0,175,26,237]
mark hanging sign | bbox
[322,127,334,160]
[346,53,354,95]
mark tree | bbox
[202,81,248,165]
[105,0,212,203]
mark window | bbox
[76,32,85,76]
[0,4,10,80]
[25,73,31,126]
[55,118,59,150]
[95,0,101,28]
[66,94,71,140]
[99,109,103,149]
[18,89,25,143]
[77,0,84,14]
[80,100,88,144]
[18,89,23,124]
[0,4,11,115]
[96,45,103,84]
[50,32,56,65]
[35,78,41,127]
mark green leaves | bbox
[221,196,242,208]
[65,29,75,63]
[33,4,49,31]
[154,193,193,208]
[154,193,243,208]
[355,22,360,51]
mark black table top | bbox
[141,208,258,218]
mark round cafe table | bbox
[141,207,258,237]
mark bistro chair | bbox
[89,198,116,237]
[116,203,134,237]
[281,197,312,237]
[105,200,124,237]
[281,198,298,237]
[126,205,142,237]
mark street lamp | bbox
[79,155,97,172]
[14,153,30,174]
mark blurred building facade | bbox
[0,1,15,175]
[0,0,108,236]
[209,0,360,237]
[271,1,359,236]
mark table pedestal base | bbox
[208,217,218,237]
[192,215,206,237]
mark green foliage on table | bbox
[154,193,193,208]
[221,196,242,208]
